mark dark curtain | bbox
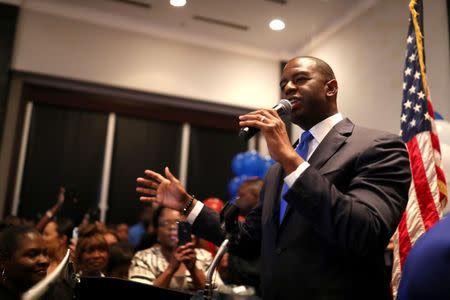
[187,126,247,202]
[107,115,182,224]
[0,4,18,143]
[19,103,108,225]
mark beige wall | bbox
[291,0,450,140]
[12,10,280,109]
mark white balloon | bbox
[436,120,450,145]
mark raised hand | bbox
[136,167,190,211]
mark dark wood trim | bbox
[15,71,252,131]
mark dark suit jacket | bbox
[192,118,411,300]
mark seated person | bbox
[116,223,129,243]
[106,242,134,280]
[104,230,119,246]
[0,225,49,299]
[235,178,263,219]
[129,205,156,248]
[129,207,222,292]
[42,217,73,274]
[75,223,109,277]
[220,178,263,295]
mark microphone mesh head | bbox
[279,99,292,115]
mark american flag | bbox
[391,0,448,297]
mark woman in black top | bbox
[0,225,49,299]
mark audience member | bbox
[35,187,65,232]
[42,218,73,274]
[75,223,109,277]
[106,242,134,279]
[104,230,119,246]
[220,178,263,295]
[134,231,158,252]
[128,205,156,248]
[235,178,263,218]
[129,207,220,292]
[0,226,49,299]
[116,223,129,243]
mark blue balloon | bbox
[242,151,264,177]
[258,155,275,178]
[435,111,444,120]
[228,175,248,199]
[231,153,246,176]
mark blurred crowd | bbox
[0,178,266,299]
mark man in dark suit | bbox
[137,56,411,300]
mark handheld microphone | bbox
[239,99,292,141]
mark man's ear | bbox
[326,79,338,97]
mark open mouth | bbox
[289,97,302,108]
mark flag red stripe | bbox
[426,100,435,118]
[406,137,440,230]
[430,131,441,152]
[398,212,412,268]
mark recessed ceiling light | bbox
[269,19,285,31]
[170,0,186,7]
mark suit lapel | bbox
[279,118,354,228]
[308,118,354,170]
[267,163,285,226]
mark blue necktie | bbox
[279,131,314,224]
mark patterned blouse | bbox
[129,245,223,291]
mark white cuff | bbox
[187,201,204,224]
[284,162,310,187]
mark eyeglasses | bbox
[158,220,180,228]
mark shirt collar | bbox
[299,113,343,144]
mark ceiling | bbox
[20,0,378,59]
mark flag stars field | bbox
[407,35,414,44]
[413,104,421,112]
[404,67,412,76]
[417,90,425,99]
[401,114,407,122]
[404,99,412,109]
